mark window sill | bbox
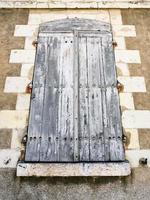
[17,161,131,177]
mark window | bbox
[25,18,125,162]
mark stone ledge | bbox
[17,162,131,177]
[1,1,150,8]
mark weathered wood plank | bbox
[102,36,117,86]
[79,88,89,161]
[40,34,74,162]
[25,37,48,162]
[39,18,111,33]
[86,36,104,161]
[89,88,104,161]
[57,35,74,162]
[43,36,60,161]
[105,87,125,161]
[78,36,89,161]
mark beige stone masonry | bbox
[0,149,20,168]
[10,50,35,64]
[112,25,136,37]
[1,1,150,8]
[24,37,37,50]
[11,129,26,149]
[109,9,122,25]
[14,25,38,37]
[115,50,141,63]
[0,111,28,129]
[126,150,150,167]
[4,77,31,93]
[116,63,129,76]
[122,110,150,129]
[125,129,140,150]
[16,94,30,110]
[118,76,146,93]
[119,93,135,110]
[17,162,131,176]
[114,37,126,50]
[28,10,110,25]
[21,64,34,79]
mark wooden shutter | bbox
[25,19,125,162]
[78,32,124,161]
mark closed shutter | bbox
[25,19,125,162]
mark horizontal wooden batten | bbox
[17,162,131,176]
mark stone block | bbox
[113,25,136,37]
[116,63,129,76]
[115,50,141,63]
[4,77,31,93]
[17,162,131,176]
[126,150,150,167]
[11,128,27,149]
[124,129,140,150]
[9,50,35,64]
[16,94,30,110]
[0,110,28,129]
[119,93,134,110]
[109,9,122,25]
[118,76,146,92]
[122,110,150,128]
[21,64,34,79]
[14,25,38,37]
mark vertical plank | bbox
[105,87,125,161]
[78,36,89,161]
[101,34,125,161]
[86,36,104,161]
[88,88,104,161]
[25,36,48,162]
[102,35,117,86]
[39,36,60,161]
[58,35,74,161]
[73,31,79,161]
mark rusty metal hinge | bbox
[117,80,124,93]
[19,135,28,161]
[112,41,117,48]
[22,135,27,145]
[122,134,127,144]
[32,40,38,48]
[139,158,148,165]
[26,82,32,94]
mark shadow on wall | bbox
[1,168,150,200]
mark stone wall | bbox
[1,0,150,8]
[0,8,150,200]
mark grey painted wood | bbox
[25,18,125,162]
[40,34,74,162]
[39,18,111,33]
[73,31,79,161]
[25,36,48,161]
